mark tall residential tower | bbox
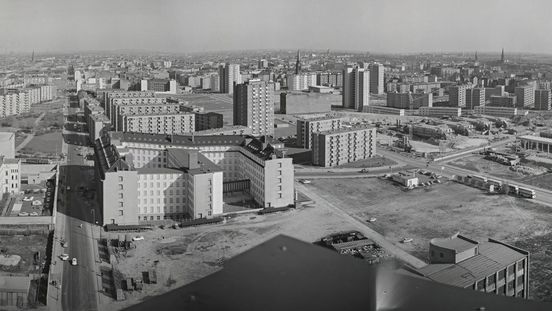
[233,80,274,136]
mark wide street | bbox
[57,95,100,311]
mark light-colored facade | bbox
[515,86,534,108]
[465,88,485,109]
[473,106,518,118]
[102,91,156,117]
[95,133,294,225]
[233,80,274,136]
[0,92,30,118]
[119,113,195,135]
[219,63,241,94]
[113,101,178,130]
[369,63,384,94]
[366,106,405,116]
[535,89,551,110]
[0,157,21,194]
[286,73,317,91]
[519,135,552,153]
[449,85,467,107]
[195,125,252,136]
[108,97,167,125]
[312,127,376,167]
[343,65,369,111]
[296,115,345,149]
[419,106,462,117]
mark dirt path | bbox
[295,183,428,269]
[15,112,46,152]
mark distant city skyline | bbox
[1,0,552,54]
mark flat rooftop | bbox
[318,126,375,136]
[430,235,477,253]
[519,135,552,144]
[418,239,527,288]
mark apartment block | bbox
[286,73,317,91]
[515,86,535,108]
[108,97,167,124]
[535,89,551,110]
[233,80,274,136]
[219,63,241,94]
[119,113,194,135]
[94,132,294,225]
[465,88,485,109]
[102,90,156,116]
[343,65,369,111]
[0,91,30,117]
[312,127,376,167]
[112,101,178,130]
[369,63,384,94]
[449,85,467,107]
[296,115,345,149]
[413,234,529,299]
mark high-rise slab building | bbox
[449,85,467,107]
[515,86,535,108]
[369,63,384,94]
[233,80,274,136]
[296,115,345,149]
[342,65,369,112]
[466,88,485,109]
[535,89,551,110]
[219,63,241,94]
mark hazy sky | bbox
[1,0,552,54]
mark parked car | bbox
[299,179,311,184]
[61,241,68,248]
[401,238,413,243]
[71,258,78,266]
[60,254,69,261]
[132,236,144,241]
[18,212,29,216]
[368,217,377,223]
[30,212,39,216]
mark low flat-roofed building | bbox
[519,135,552,153]
[419,106,461,117]
[366,106,405,116]
[489,95,517,107]
[0,275,32,308]
[473,106,518,118]
[391,172,419,187]
[412,234,530,299]
[195,125,252,136]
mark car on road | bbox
[61,241,68,248]
[401,238,413,243]
[299,179,311,184]
[132,236,144,241]
[66,186,71,191]
[71,258,78,266]
[60,254,69,261]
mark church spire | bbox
[501,48,504,63]
[474,51,478,62]
[295,50,301,75]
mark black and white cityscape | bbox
[1,0,552,310]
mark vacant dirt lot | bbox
[0,234,48,275]
[101,205,362,310]
[306,177,552,301]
